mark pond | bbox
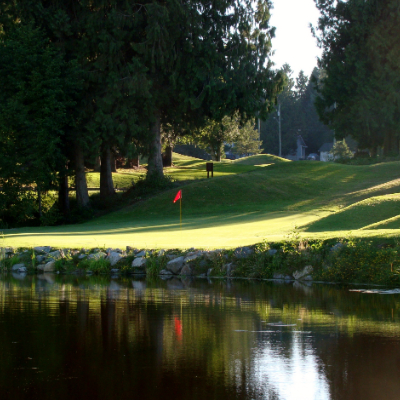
[0,274,399,400]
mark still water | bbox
[0,274,399,400]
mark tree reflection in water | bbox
[0,274,399,399]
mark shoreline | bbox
[2,237,400,286]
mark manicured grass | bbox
[3,156,400,249]
[304,194,400,231]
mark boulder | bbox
[204,250,222,260]
[106,248,123,254]
[234,246,254,259]
[158,249,165,256]
[184,253,202,263]
[107,252,124,266]
[331,242,345,253]
[34,246,51,254]
[78,254,87,260]
[132,257,147,268]
[180,265,193,276]
[36,255,46,263]
[47,250,64,261]
[273,273,285,279]
[88,252,107,260]
[135,250,146,257]
[268,249,278,256]
[293,265,313,280]
[43,261,56,272]
[11,263,25,271]
[207,268,213,277]
[166,254,179,261]
[37,264,46,271]
[285,275,293,280]
[17,266,27,273]
[166,256,185,274]
[110,269,120,273]
[5,247,15,255]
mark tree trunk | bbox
[110,151,117,172]
[94,156,101,172]
[216,146,221,162]
[75,145,90,207]
[58,168,70,217]
[162,145,173,167]
[100,145,115,197]
[37,187,42,218]
[383,131,398,156]
[147,112,164,179]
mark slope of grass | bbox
[3,158,400,249]
[303,194,400,232]
[233,154,290,165]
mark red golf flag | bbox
[173,190,182,203]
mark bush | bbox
[331,140,353,160]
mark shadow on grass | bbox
[304,195,400,232]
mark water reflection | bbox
[0,274,399,399]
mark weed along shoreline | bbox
[2,237,400,287]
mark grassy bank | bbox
[2,237,400,286]
[2,154,400,249]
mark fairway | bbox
[3,154,400,249]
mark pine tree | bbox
[0,24,81,224]
[313,0,400,155]
[129,0,283,178]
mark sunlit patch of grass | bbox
[5,158,400,249]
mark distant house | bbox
[319,143,334,162]
[286,135,307,161]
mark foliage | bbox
[330,140,353,160]
[230,120,263,157]
[0,180,37,228]
[314,240,400,285]
[145,252,166,277]
[261,65,333,156]
[313,0,400,155]
[0,23,82,224]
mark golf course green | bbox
[3,154,400,249]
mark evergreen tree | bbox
[129,0,283,178]
[231,120,263,156]
[0,24,81,225]
[261,65,333,156]
[313,0,400,155]
[330,139,353,160]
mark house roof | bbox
[297,135,307,147]
[319,142,333,152]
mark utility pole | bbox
[278,102,282,157]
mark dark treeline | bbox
[0,0,284,227]
[261,65,334,156]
